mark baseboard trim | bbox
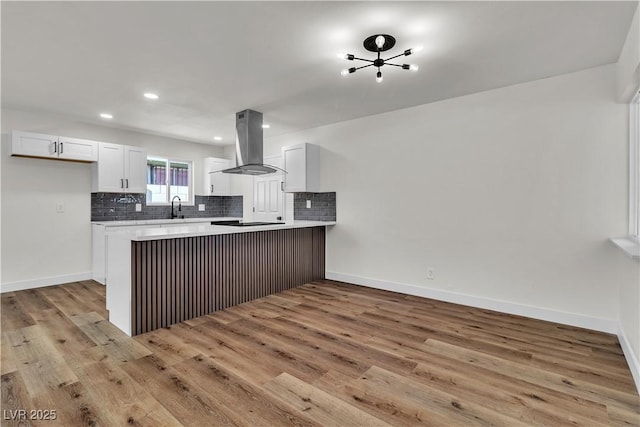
[1,272,93,293]
[618,323,640,393]
[325,271,618,334]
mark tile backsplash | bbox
[293,192,336,221]
[91,193,242,221]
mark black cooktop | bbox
[211,220,285,227]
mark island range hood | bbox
[221,109,285,175]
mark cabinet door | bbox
[282,143,320,193]
[202,157,215,195]
[210,159,231,195]
[203,157,231,195]
[282,144,306,192]
[96,143,125,192]
[58,136,98,162]
[11,131,58,159]
[124,146,148,193]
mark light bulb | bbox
[375,35,386,49]
[341,69,349,76]
[409,64,419,71]
[143,92,159,100]
[100,113,113,119]
[405,46,424,56]
[337,53,354,60]
[376,71,383,83]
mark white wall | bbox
[1,108,225,288]
[265,64,636,333]
[616,8,640,389]
[617,5,639,101]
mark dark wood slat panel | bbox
[131,227,326,335]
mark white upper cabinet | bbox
[92,142,147,193]
[94,143,124,192]
[11,130,98,162]
[202,157,231,195]
[58,136,99,161]
[282,143,320,192]
[11,131,57,158]
[123,146,147,193]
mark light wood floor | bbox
[1,279,638,426]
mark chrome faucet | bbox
[171,195,182,219]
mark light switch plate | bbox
[135,203,142,212]
[306,200,311,209]
[198,204,205,211]
[56,202,64,213]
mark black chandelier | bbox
[339,34,422,83]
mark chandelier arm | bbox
[355,64,374,71]
[352,57,374,63]
[384,53,406,61]
[385,63,405,68]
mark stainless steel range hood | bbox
[221,109,284,175]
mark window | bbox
[146,156,193,204]
[630,92,640,240]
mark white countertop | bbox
[110,220,336,241]
[92,217,241,226]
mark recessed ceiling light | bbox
[143,93,159,100]
[262,124,270,129]
[100,113,113,119]
[213,136,222,141]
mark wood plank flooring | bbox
[1,279,638,426]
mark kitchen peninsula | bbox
[106,221,335,336]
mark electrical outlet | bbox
[56,202,64,213]
[135,203,142,212]
[427,267,435,280]
[306,200,311,209]
[198,204,205,211]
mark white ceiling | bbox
[1,1,636,145]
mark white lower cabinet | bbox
[92,224,157,285]
[93,221,214,284]
[92,224,107,284]
[92,224,156,285]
